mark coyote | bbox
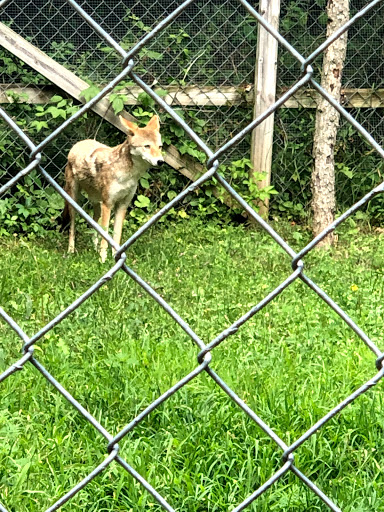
[62,115,164,262]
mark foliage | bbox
[2,84,384,235]
[0,95,80,237]
[0,171,63,237]
[271,108,384,222]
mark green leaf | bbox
[29,120,49,132]
[167,190,177,200]
[111,96,125,114]
[140,177,150,189]
[80,84,101,103]
[142,49,163,60]
[137,92,155,108]
[46,106,67,119]
[134,195,151,208]
[50,95,63,103]
[170,124,185,137]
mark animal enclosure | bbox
[1,1,384,511]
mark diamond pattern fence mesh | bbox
[1,0,384,511]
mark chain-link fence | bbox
[1,0,384,510]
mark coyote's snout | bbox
[62,114,164,262]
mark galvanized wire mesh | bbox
[1,0,384,511]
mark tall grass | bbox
[1,219,384,511]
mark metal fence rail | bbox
[1,0,384,511]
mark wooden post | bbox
[250,0,280,217]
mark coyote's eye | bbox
[144,145,151,149]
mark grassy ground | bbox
[1,218,384,511]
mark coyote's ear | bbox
[119,116,138,136]
[146,114,160,131]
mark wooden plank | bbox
[0,83,253,107]
[284,87,384,109]
[157,85,250,106]
[2,83,384,109]
[0,86,53,104]
[250,0,281,217]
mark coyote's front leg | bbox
[92,202,101,252]
[99,203,111,263]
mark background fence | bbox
[1,0,384,511]
[0,0,384,229]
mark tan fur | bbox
[63,115,164,262]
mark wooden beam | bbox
[0,86,53,104]
[280,87,384,109]
[0,83,252,107]
[2,84,384,109]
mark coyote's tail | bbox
[59,201,71,232]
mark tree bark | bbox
[312,0,349,245]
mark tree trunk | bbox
[312,0,349,245]
[250,0,280,218]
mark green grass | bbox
[1,218,384,511]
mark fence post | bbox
[250,0,281,218]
